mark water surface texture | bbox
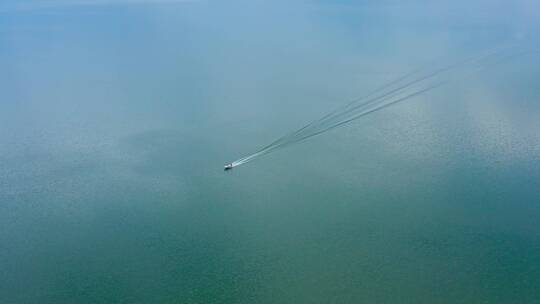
[1,1,540,303]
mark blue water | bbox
[1,1,540,303]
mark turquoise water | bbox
[1,1,540,303]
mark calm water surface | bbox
[1,1,540,303]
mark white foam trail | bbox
[226,45,528,169]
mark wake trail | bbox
[227,45,527,168]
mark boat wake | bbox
[225,45,535,169]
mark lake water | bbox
[1,1,540,303]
